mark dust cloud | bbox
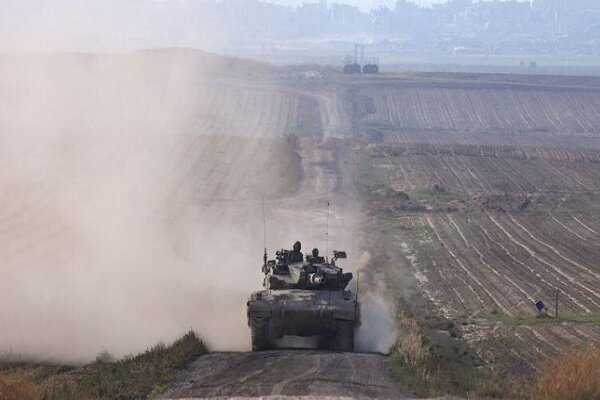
[353,252,399,354]
[0,53,399,363]
[0,53,274,362]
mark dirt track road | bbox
[160,351,412,399]
[157,138,411,400]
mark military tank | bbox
[247,244,360,352]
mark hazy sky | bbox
[0,0,449,52]
[270,0,446,11]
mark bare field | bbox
[362,143,600,204]
[357,142,600,377]
[342,76,600,148]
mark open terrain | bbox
[357,143,600,378]
[350,75,600,381]
[1,50,600,398]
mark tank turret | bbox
[247,245,360,352]
[265,248,352,290]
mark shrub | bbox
[76,330,206,399]
[0,376,10,399]
[398,319,429,368]
[1,334,206,400]
[390,318,439,397]
[95,350,116,364]
[0,372,46,400]
[537,346,600,400]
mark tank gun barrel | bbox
[309,273,325,286]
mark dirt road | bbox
[160,351,412,399]
[156,136,407,400]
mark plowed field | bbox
[358,142,600,376]
[345,75,600,148]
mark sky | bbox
[0,0,448,52]
[269,0,446,11]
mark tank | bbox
[247,247,360,352]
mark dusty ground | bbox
[160,351,412,399]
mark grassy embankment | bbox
[0,331,206,400]
[478,309,600,326]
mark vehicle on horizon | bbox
[247,245,360,352]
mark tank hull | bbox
[247,289,359,350]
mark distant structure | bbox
[343,44,379,74]
[520,60,538,69]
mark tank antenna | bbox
[355,271,360,319]
[262,194,268,270]
[262,194,270,299]
[325,201,330,262]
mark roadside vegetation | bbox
[391,338,600,399]
[537,346,600,400]
[0,330,207,400]
[389,313,526,399]
[387,283,600,399]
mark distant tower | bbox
[360,45,365,65]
